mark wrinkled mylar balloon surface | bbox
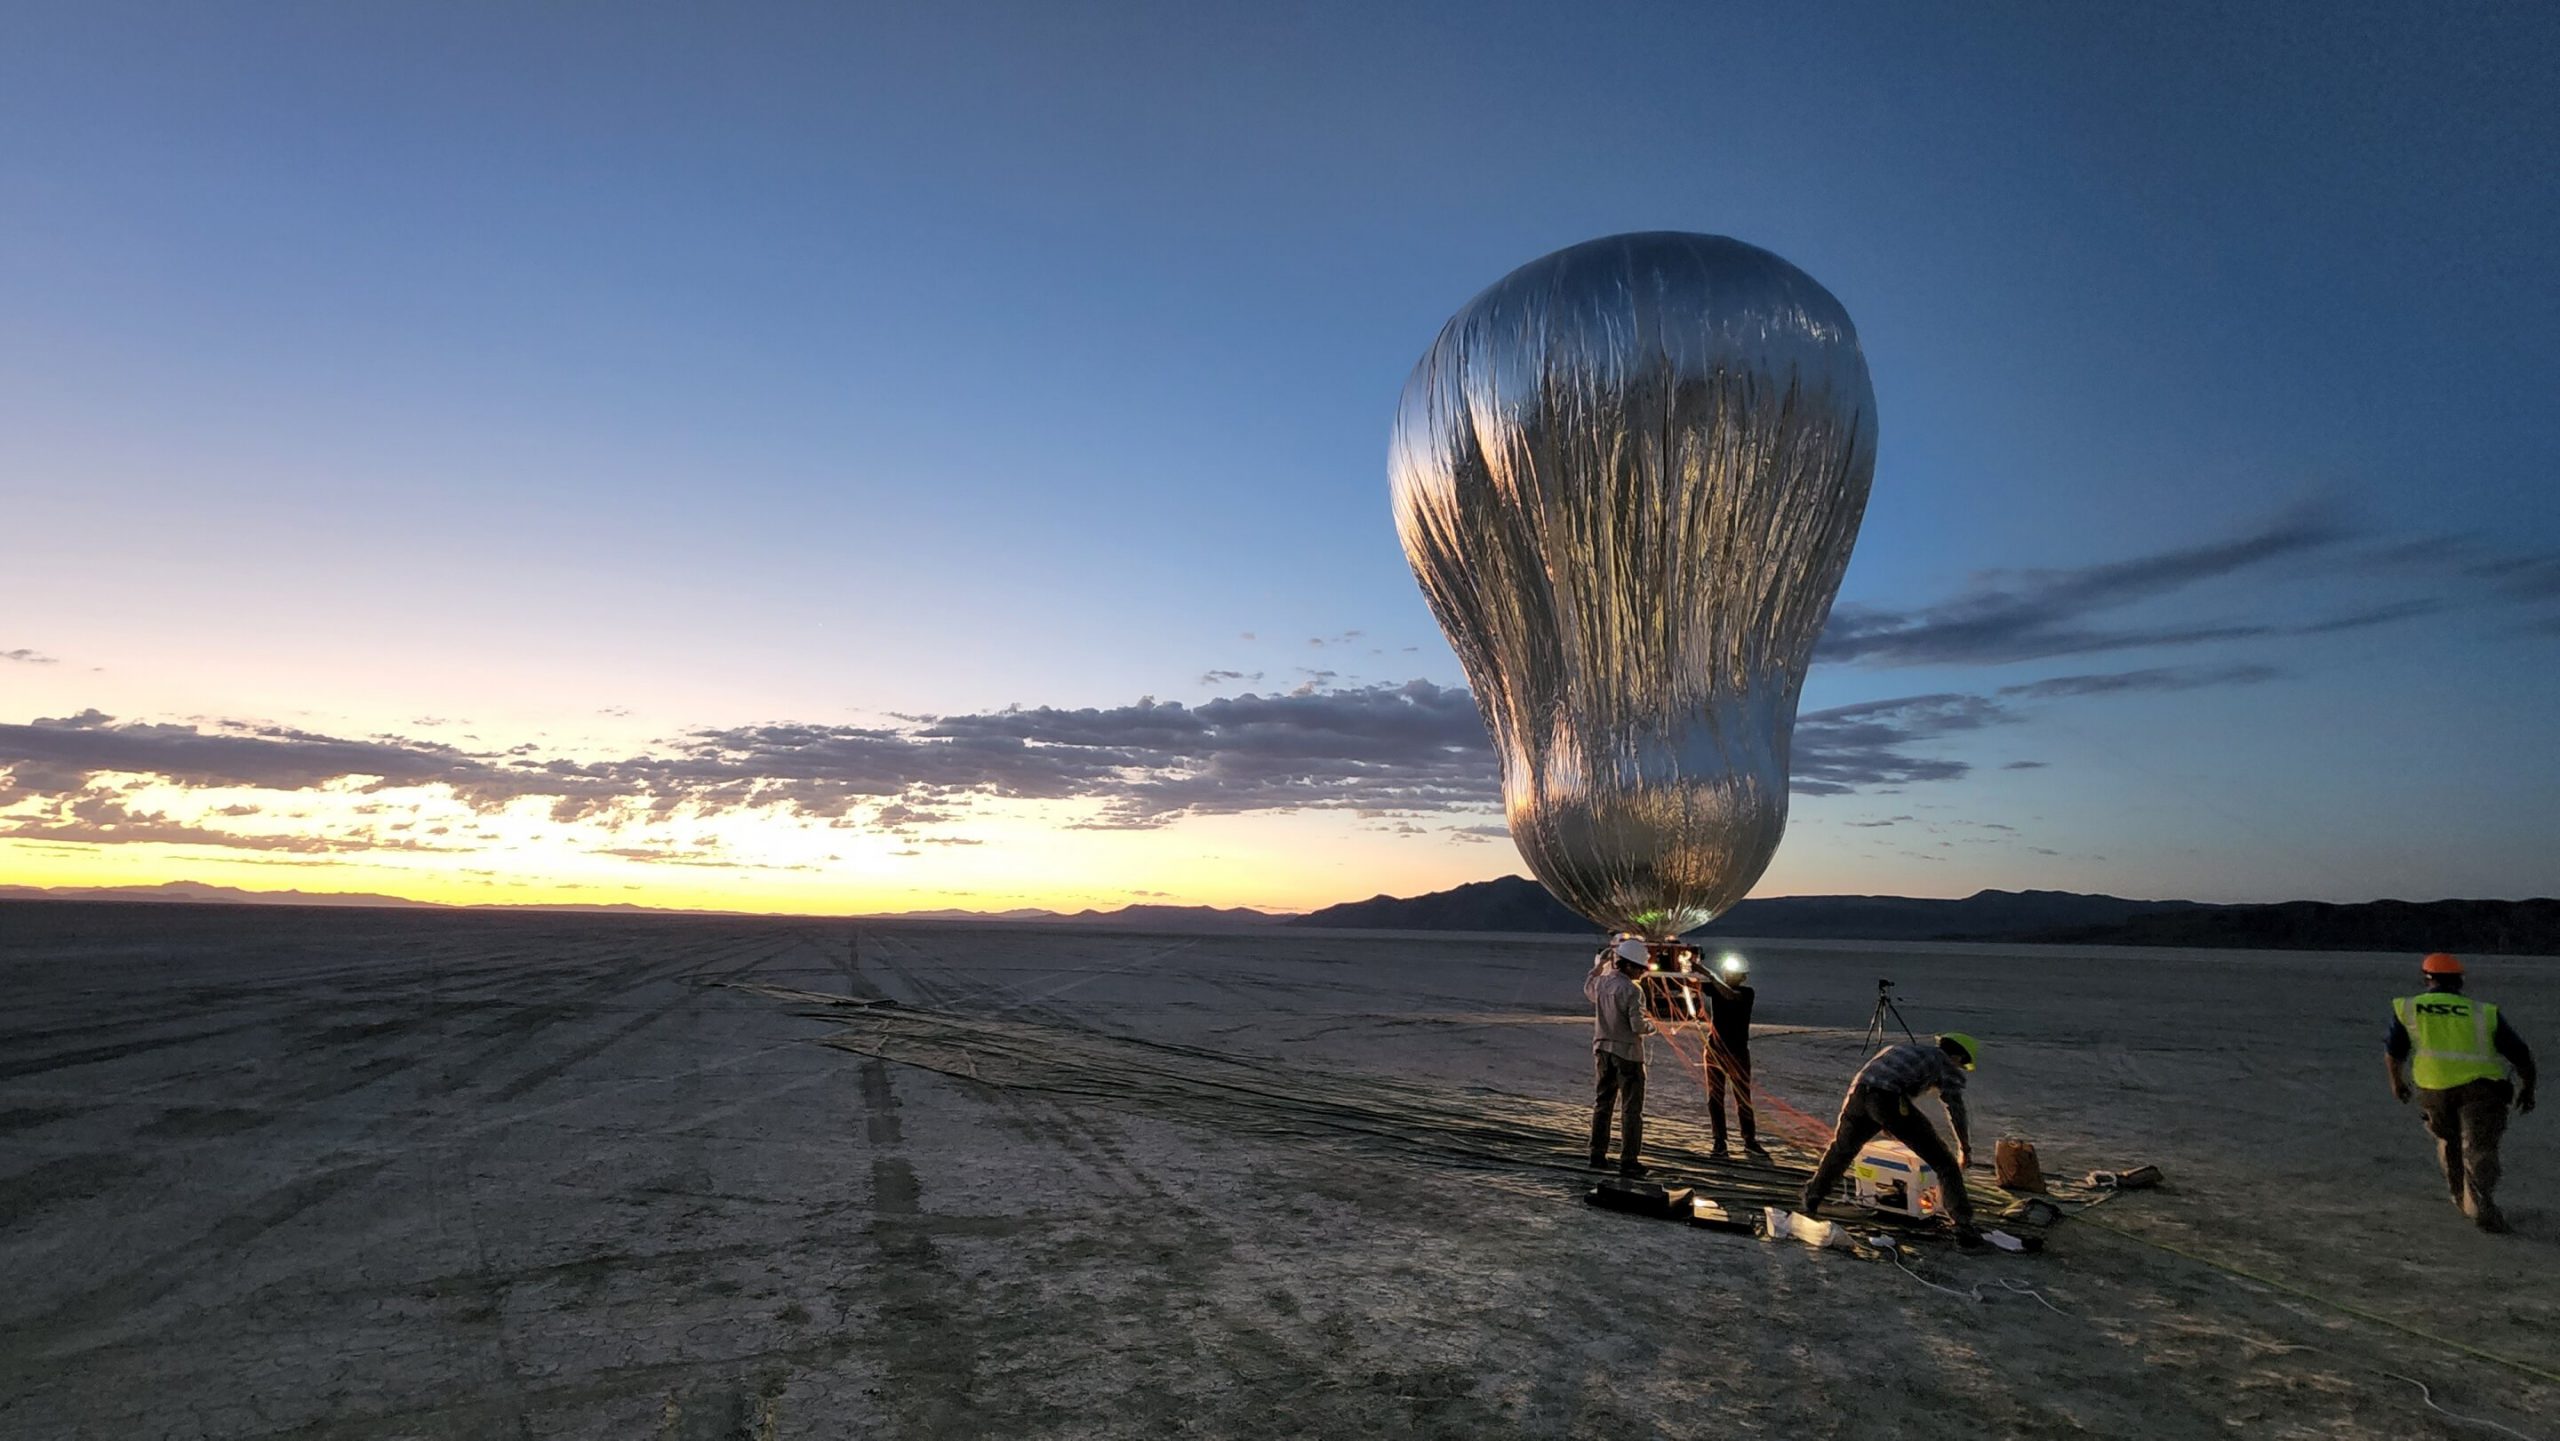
[1391,232,1876,939]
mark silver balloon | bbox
[1391,232,1876,939]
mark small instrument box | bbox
[1851,1140,1944,1218]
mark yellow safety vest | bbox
[2394,992,2506,1090]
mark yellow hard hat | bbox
[1939,1032,1982,1070]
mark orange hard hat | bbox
[2421,952,2465,976]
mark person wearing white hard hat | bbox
[1585,937,1655,1176]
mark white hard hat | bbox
[1612,937,1651,967]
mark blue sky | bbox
[3,2,2555,910]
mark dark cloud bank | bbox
[1810,504,2555,666]
[3,510,2548,854]
[0,664,2274,850]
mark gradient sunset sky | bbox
[5,2,2556,916]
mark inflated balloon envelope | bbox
[1391,232,1876,940]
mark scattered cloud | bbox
[2484,555,2560,601]
[2376,540,2560,604]
[1815,507,2349,667]
[593,845,818,871]
[1819,508,2560,670]
[2289,601,2443,635]
[1793,663,2277,793]
[924,680,1495,828]
[38,506,2541,857]
[2442,547,2560,633]
[1996,664,2279,700]
[0,792,467,854]
[0,683,1486,839]
[0,652,2317,853]
[1792,693,2002,794]
[0,710,479,805]
[0,794,332,852]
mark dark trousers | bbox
[2420,1078,2513,1216]
[1590,1051,1645,1169]
[1706,1040,1757,1149]
[1801,1087,1973,1226]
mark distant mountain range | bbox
[0,880,738,915]
[0,881,1287,929]
[861,903,1287,929]
[1290,877,2560,956]
[8,877,2554,954]
[1288,879,2192,938]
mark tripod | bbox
[1862,978,1918,1053]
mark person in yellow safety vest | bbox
[2386,952,2537,1234]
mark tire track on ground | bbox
[0,1159,390,1368]
[0,1021,276,1082]
[477,934,783,1105]
[854,1048,983,1435]
[851,932,1345,1426]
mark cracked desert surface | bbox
[3,903,2552,1438]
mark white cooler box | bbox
[1851,1139,1945,1218]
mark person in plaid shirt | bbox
[1798,1033,1983,1244]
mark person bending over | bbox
[1799,1033,1982,1244]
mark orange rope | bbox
[1646,1012,1837,1149]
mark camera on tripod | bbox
[1864,976,1916,1050]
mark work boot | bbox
[1587,1153,1609,1171]
[1796,1188,1823,1219]
[1954,1223,1985,1251]
[1710,1145,1732,1161]
[2475,1204,2512,1235]
[1619,1162,1651,1179]
[1744,1140,1772,1159]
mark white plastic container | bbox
[1851,1139,1944,1218]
